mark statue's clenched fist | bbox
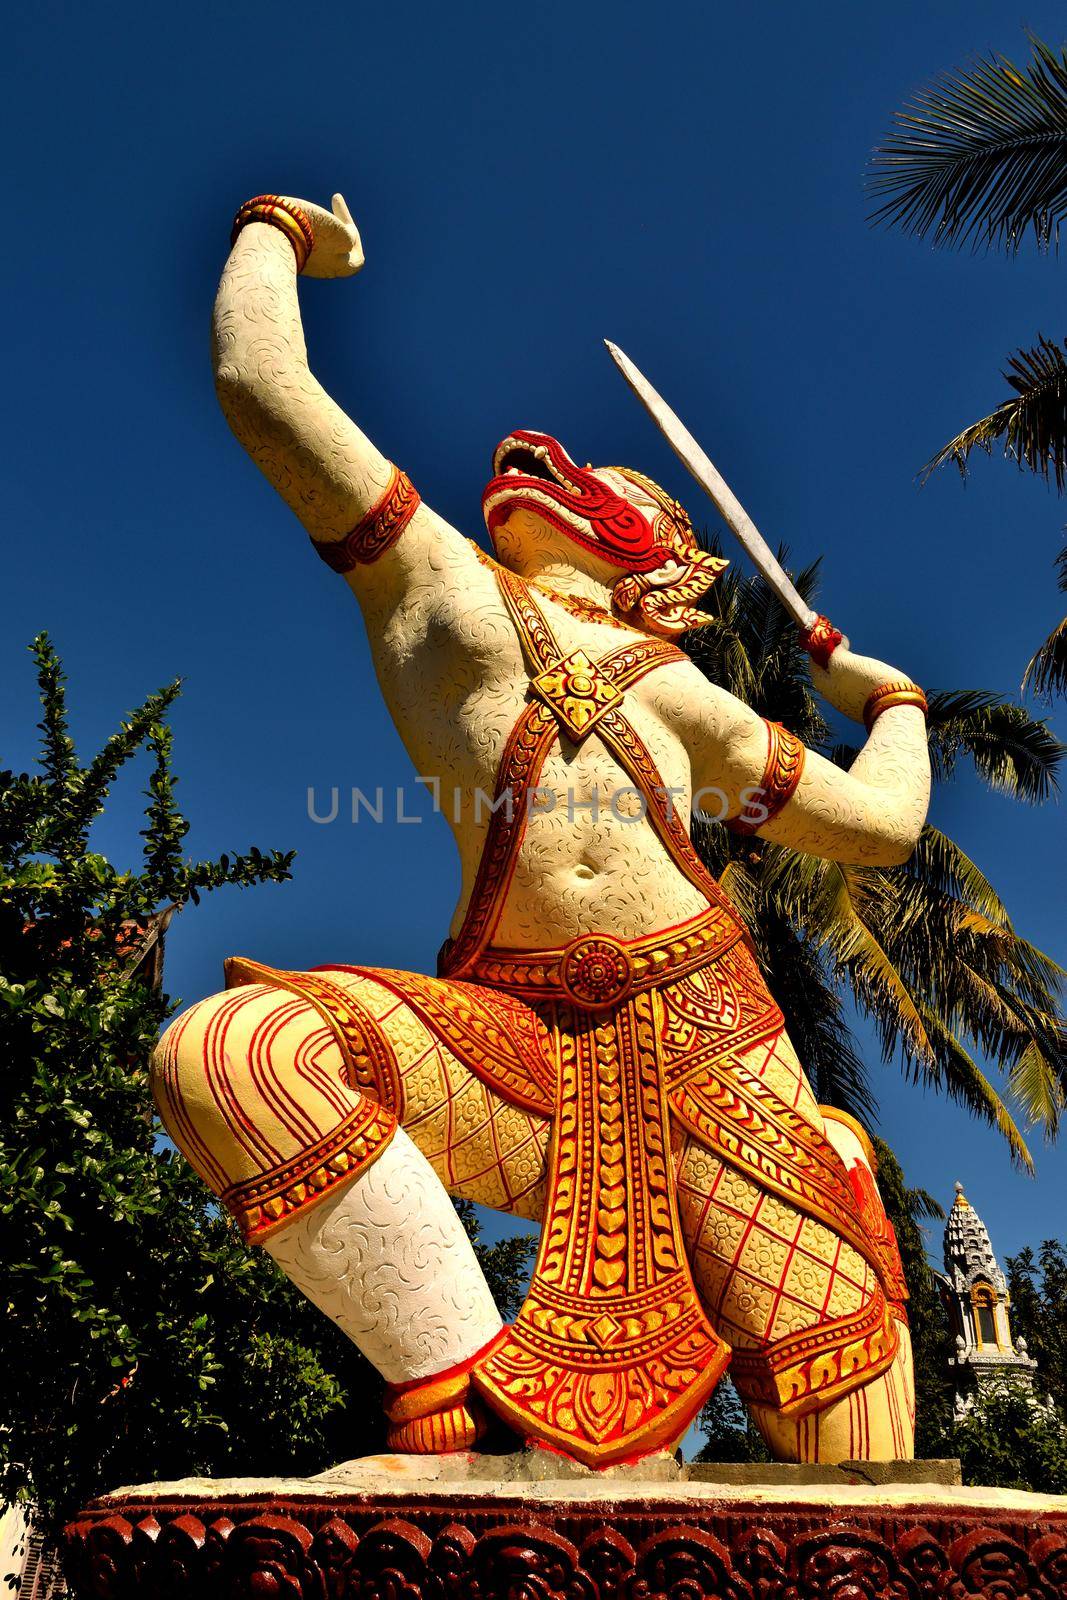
[284,192,364,279]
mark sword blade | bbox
[604,341,817,631]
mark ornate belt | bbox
[463,904,744,1010]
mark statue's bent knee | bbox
[151,983,395,1241]
[152,983,503,1399]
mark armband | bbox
[310,468,421,572]
[798,614,843,669]
[863,682,928,733]
[726,721,805,836]
[231,195,315,273]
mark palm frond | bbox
[772,853,938,1065]
[912,999,1033,1169]
[905,1186,946,1222]
[920,336,1067,488]
[868,34,1067,251]
[756,898,877,1120]
[1022,539,1067,699]
[910,826,1013,929]
[1024,613,1067,700]
[926,688,1063,800]
[684,552,1066,1158]
[1006,1034,1066,1138]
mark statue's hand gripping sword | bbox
[604,341,844,662]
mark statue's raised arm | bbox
[212,192,481,606]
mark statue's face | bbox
[484,430,670,576]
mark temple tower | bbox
[941,1181,1038,1417]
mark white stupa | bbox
[941,1181,1040,1419]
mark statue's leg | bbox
[672,1010,915,1466]
[153,975,549,1450]
[675,1131,913,1461]
[745,1330,914,1464]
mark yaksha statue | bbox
[154,193,931,1468]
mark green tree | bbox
[946,1383,1067,1494]
[869,34,1067,698]
[695,1381,771,1465]
[453,1199,535,1322]
[1005,1238,1067,1412]
[0,638,531,1534]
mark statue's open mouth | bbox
[491,433,576,490]
[483,430,665,573]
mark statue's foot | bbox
[383,1367,491,1453]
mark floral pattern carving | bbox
[63,1501,1067,1600]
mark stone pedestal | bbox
[63,1455,1067,1600]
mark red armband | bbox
[726,721,806,836]
[798,614,843,669]
[311,467,421,572]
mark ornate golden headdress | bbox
[605,467,727,637]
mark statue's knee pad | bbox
[152,982,394,1243]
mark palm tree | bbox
[867,34,1067,697]
[687,546,1066,1168]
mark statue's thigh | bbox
[342,971,550,1222]
[672,1129,876,1351]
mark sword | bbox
[604,341,819,633]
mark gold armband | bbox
[863,682,928,733]
[727,720,806,836]
[311,467,421,572]
[231,194,315,273]
[798,614,843,669]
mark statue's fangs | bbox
[152,192,931,1468]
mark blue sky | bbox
[4,0,1064,1281]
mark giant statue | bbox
[153,193,931,1470]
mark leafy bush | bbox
[0,638,533,1532]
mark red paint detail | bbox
[798,615,843,669]
[484,430,668,573]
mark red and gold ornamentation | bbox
[530,650,624,740]
[821,1105,909,1316]
[530,581,634,631]
[609,465,729,637]
[730,1289,898,1417]
[863,681,928,732]
[162,910,906,1456]
[231,194,315,273]
[223,1098,396,1243]
[224,958,404,1110]
[820,1105,879,1171]
[559,934,634,1010]
[310,466,421,572]
[384,1350,492,1452]
[798,614,843,669]
[468,905,741,1003]
[727,720,805,836]
[157,566,910,1464]
[474,983,730,1466]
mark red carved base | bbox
[63,1487,1067,1600]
